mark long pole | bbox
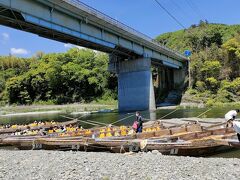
[196,108,212,118]
[159,108,178,120]
[111,113,135,125]
[60,115,101,126]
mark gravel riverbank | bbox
[0,150,240,180]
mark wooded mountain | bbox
[156,21,240,105]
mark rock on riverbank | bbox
[0,150,240,180]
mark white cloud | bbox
[10,48,29,55]
[64,43,85,50]
[1,33,9,44]
[64,43,100,53]
[64,43,73,48]
[2,33,9,40]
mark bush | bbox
[195,81,206,92]
[205,77,219,91]
[200,60,222,79]
[187,88,198,95]
[215,89,233,103]
[220,78,240,94]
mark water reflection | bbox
[0,106,237,127]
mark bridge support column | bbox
[117,58,156,112]
[173,69,185,88]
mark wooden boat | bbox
[78,126,237,156]
[144,134,237,157]
[0,119,78,135]
[37,126,239,156]
[1,119,240,157]
[211,134,240,148]
[0,122,199,150]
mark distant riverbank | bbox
[0,150,239,180]
[1,101,240,118]
[0,103,117,116]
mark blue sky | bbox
[1,0,240,57]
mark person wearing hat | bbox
[225,109,240,141]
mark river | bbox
[0,106,236,127]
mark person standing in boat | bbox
[225,109,240,141]
[136,111,143,133]
[225,109,239,127]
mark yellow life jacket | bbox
[106,132,112,137]
[11,125,18,129]
[120,130,127,136]
[85,130,92,135]
[100,129,106,133]
[48,130,54,134]
[99,133,105,138]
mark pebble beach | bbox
[0,150,240,180]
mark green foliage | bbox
[222,37,240,79]
[215,89,233,103]
[156,22,240,53]
[195,81,206,92]
[205,77,219,92]
[220,78,240,95]
[222,36,240,58]
[158,22,240,104]
[0,48,117,105]
[200,61,221,78]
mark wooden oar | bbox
[157,120,182,125]
[204,122,226,130]
[181,119,222,124]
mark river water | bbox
[0,106,236,127]
[0,106,240,157]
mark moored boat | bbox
[0,119,78,135]
[1,119,240,157]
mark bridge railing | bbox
[63,0,186,59]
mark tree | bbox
[200,60,222,79]
[222,37,240,79]
[3,48,117,105]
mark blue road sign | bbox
[184,50,191,57]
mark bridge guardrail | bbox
[63,0,187,60]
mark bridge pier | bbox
[117,58,156,112]
[173,68,186,88]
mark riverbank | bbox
[0,103,117,116]
[0,150,239,180]
[1,101,240,116]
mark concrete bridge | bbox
[0,0,188,111]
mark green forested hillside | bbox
[157,21,240,105]
[0,49,117,105]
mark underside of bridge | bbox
[152,62,187,106]
[0,6,138,59]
